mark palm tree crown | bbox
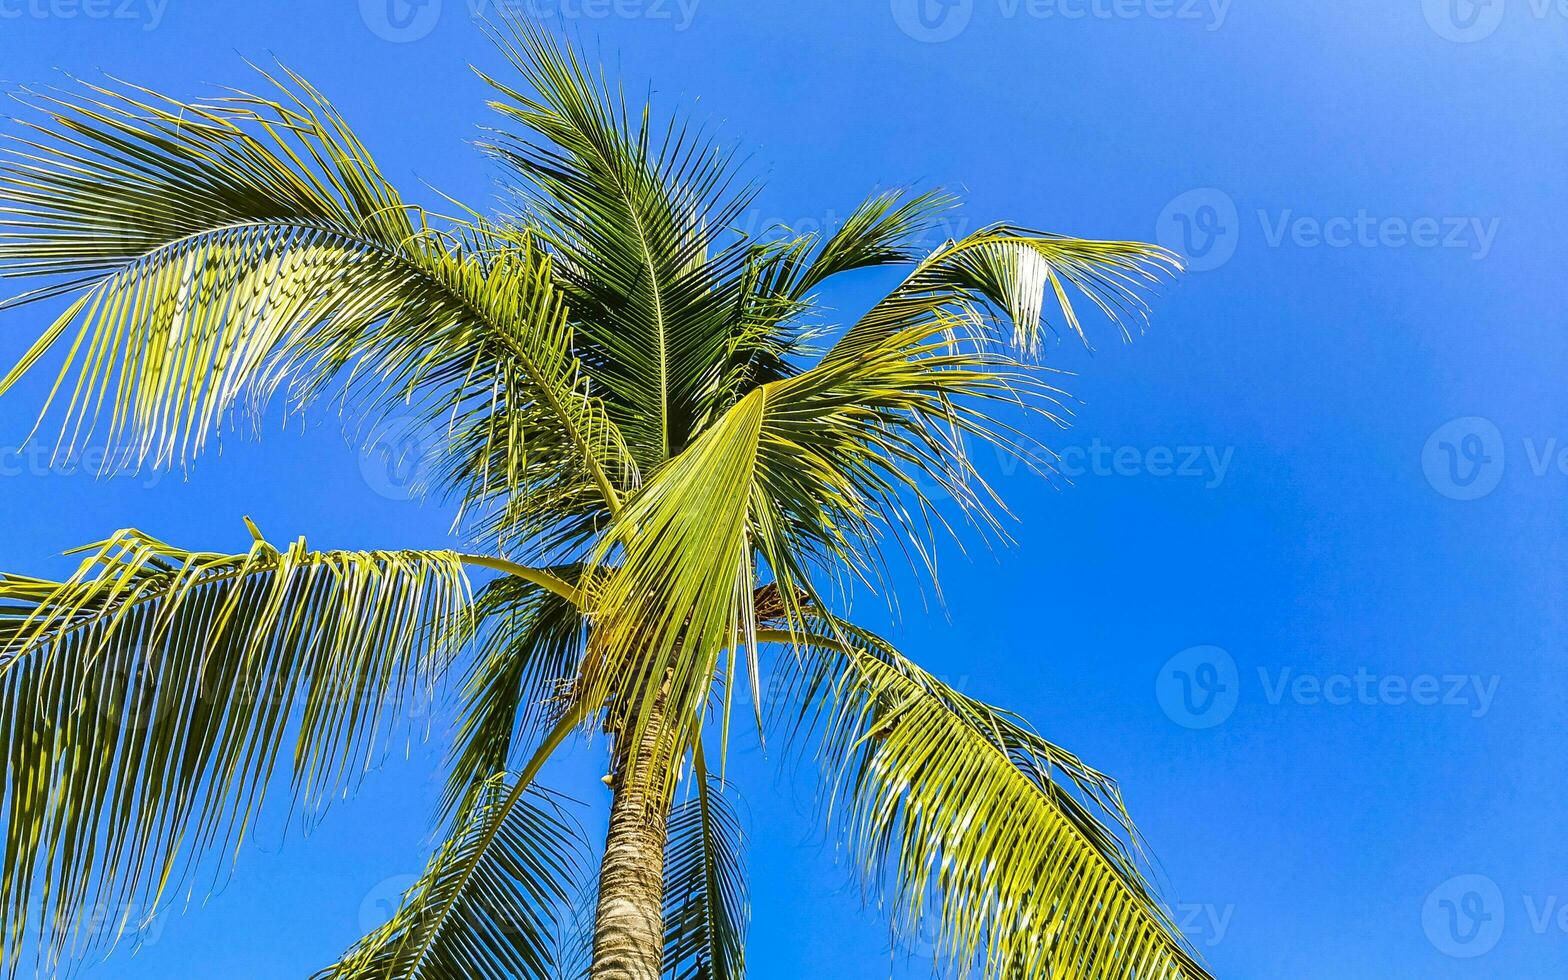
[0,24,1207,980]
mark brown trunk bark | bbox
[589,695,675,980]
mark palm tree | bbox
[0,24,1208,980]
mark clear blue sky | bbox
[2,2,1564,977]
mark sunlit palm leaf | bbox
[479,22,762,466]
[750,188,962,305]
[826,227,1181,362]
[440,569,587,822]
[0,526,469,972]
[0,71,635,530]
[771,622,1211,980]
[316,776,586,980]
[581,315,1054,767]
[662,755,746,980]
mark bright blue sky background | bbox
[2,1,1565,977]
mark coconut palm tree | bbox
[0,25,1209,980]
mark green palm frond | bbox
[441,568,587,822]
[479,22,763,466]
[662,753,746,980]
[826,227,1182,363]
[750,188,962,305]
[0,526,470,971]
[316,776,586,980]
[0,71,635,535]
[770,622,1210,980]
[579,313,1056,765]
[704,188,962,413]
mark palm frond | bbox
[750,188,962,304]
[0,526,470,972]
[479,22,762,466]
[826,227,1181,362]
[770,622,1211,980]
[316,776,586,980]
[440,568,587,822]
[579,312,1060,768]
[0,71,635,535]
[662,752,746,980]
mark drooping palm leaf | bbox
[661,752,746,980]
[0,71,635,535]
[579,313,1057,773]
[825,227,1181,363]
[440,568,588,822]
[315,776,586,980]
[770,622,1210,980]
[0,526,471,971]
[748,188,962,306]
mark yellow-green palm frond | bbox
[0,71,635,536]
[827,226,1182,363]
[0,526,470,972]
[579,314,1053,784]
[771,621,1211,980]
[707,187,964,413]
[748,188,963,306]
[440,568,587,822]
[662,752,747,980]
[315,776,587,980]
[478,22,766,467]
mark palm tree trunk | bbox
[590,694,675,979]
